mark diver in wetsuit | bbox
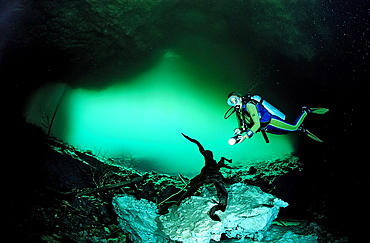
[225,92,329,144]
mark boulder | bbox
[160,183,288,242]
[113,183,288,243]
[264,227,318,243]
[112,195,160,243]
[234,225,319,243]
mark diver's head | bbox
[227,92,243,107]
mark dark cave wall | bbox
[5,0,334,113]
[5,0,368,241]
[4,0,167,93]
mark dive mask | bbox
[227,95,242,107]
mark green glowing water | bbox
[26,49,294,177]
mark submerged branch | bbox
[48,176,142,196]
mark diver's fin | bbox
[305,129,323,142]
[310,107,329,114]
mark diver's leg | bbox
[266,111,308,134]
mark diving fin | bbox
[305,129,323,142]
[309,107,329,114]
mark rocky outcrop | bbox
[161,183,288,242]
[263,226,318,243]
[113,183,290,243]
[113,195,160,243]
[10,122,345,242]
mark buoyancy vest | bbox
[250,95,286,120]
[241,102,271,125]
[242,95,286,127]
[255,103,272,124]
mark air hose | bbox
[224,106,236,119]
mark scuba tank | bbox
[250,95,286,120]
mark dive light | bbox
[228,135,243,145]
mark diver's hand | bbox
[240,130,254,141]
[240,134,255,142]
[239,134,248,143]
[233,128,242,135]
[228,132,250,145]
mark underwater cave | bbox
[6,0,368,242]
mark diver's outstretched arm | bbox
[181,133,205,153]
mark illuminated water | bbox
[9,0,367,241]
[26,48,294,177]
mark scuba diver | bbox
[225,92,329,144]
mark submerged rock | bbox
[113,183,288,243]
[160,183,288,243]
[263,227,318,243]
[112,195,161,243]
